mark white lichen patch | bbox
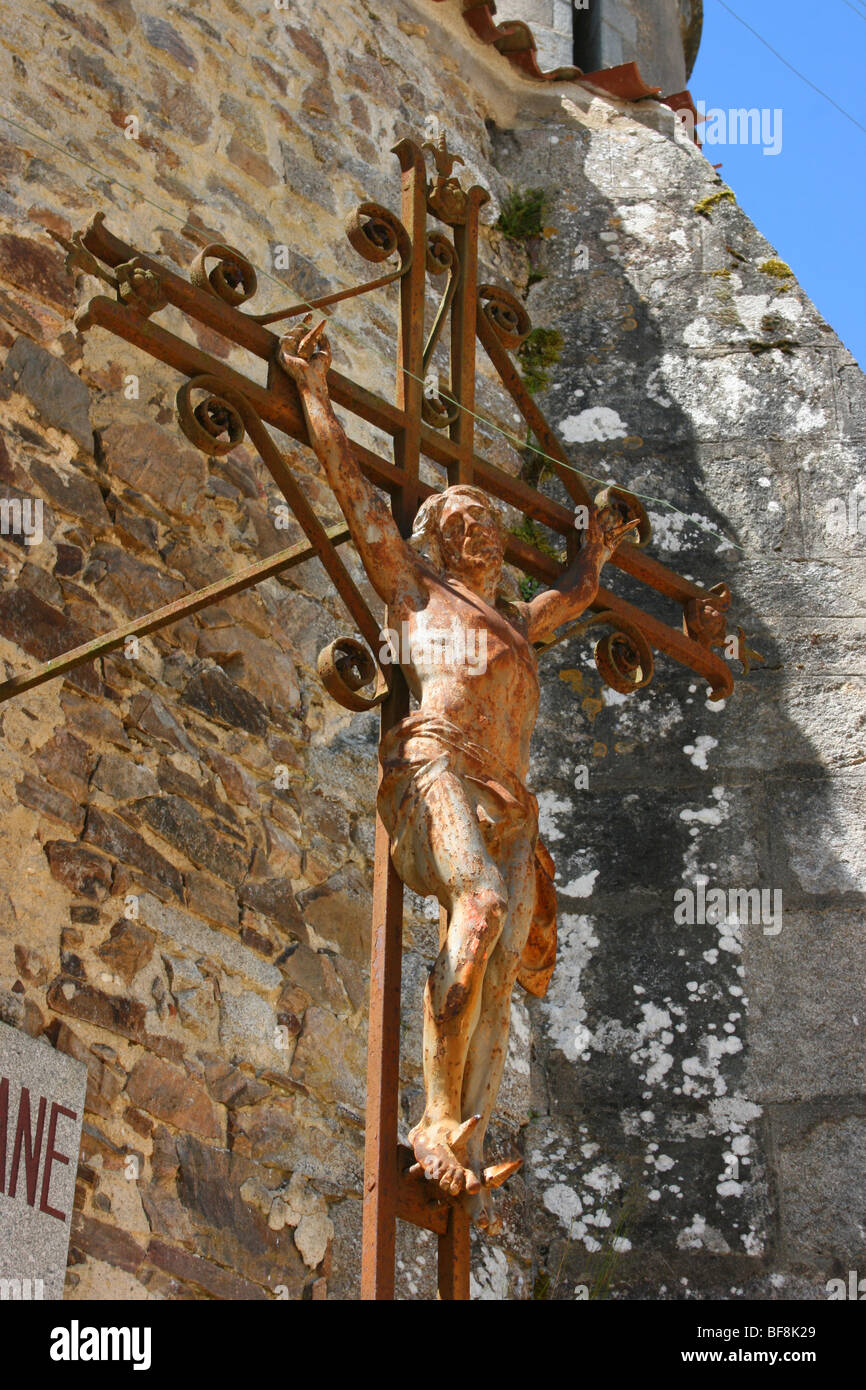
[681,1031,743,1098]
[541,912,599,1061]
[646,508,718,554]
[537,790,573,842]
[680,805,723,826]
[733,292,803,335]
[683,735,718,770]
[583,1163,621,1199]
[645,366,673,408]
[469,1245,510,1301]
[559,406,629,442]
[558,868,599,898]
[543,1182,584,1231]
[677,1214,731,1254]
[506,996,531,1077]
[682,317,715,348]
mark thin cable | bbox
[0,107,745,555]
[400,366,747,551]
[712,0,866,137]
[0,108,338,311]
[839,0,866,21]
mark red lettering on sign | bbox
[39,1102,76,1222]
[7,1085,47,1206]
[0,1076,8,1193]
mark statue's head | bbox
[410,485,505,583]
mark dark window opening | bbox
[573,1,603,73]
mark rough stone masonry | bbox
[0,0,862,1300]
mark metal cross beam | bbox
[0,133,743,1301]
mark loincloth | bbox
[377,713,557,998]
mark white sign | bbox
[0,1021,87,1300]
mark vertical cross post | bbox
[360,139,475,1300]
[361,140,428,1300]
[448,187,489,486]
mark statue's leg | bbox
[460,833,535,1221]
[406,770,508,1197]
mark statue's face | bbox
[437,491,504,577]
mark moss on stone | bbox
[693,188,736,218]
[508,515,565,573]
[517,327,564,395]
[748,338,799,356]
[497,187,550,242]
[759,257,794,280]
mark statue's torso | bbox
[391,573,539,780]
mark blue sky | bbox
[690,0,866,367]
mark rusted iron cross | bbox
[0,135,741,1300]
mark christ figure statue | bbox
[278,318,637,1229]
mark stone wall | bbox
[494,0,576,72]
[495,0,698,93]
[0,0,862,1301]
[495,104,865,1299]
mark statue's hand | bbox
[277,314,332,393]
[582,504,641,565]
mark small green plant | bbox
[497,187,550,242]
[508,515,564,562]
[532,1270,552,1299]
[517,327,564,395]
[510,516,563,600]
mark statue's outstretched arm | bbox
[525,506,639,643]
[278,319,420,608]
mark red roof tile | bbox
[428,1,696,124]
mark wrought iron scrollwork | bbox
[536,607,654,696]
[317,636,389,712]
[176,375,246,455]
[188,207,412,328]
[345,202,411,268]
[683,580,731,650]
[594,485,652,548]
[190,244,258,306]
[176,375,391,712]
[478,284,531,350]
[592,614,654,694]
[422,231,461,429]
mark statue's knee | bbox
[488,942,522,986]
[466,884,508,951]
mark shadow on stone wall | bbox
[488,112,865,1300]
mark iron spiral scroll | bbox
[188,201,413,328]
[175,374,390,715]
[537,607,655,696]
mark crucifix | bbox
[0,134,746,1300]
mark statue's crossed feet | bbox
[408,1115,483,1197]
[409,1114,523,1230]
[463,1158,523,1235]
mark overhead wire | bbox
[0,106,754,556]
[712,0,866,137]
